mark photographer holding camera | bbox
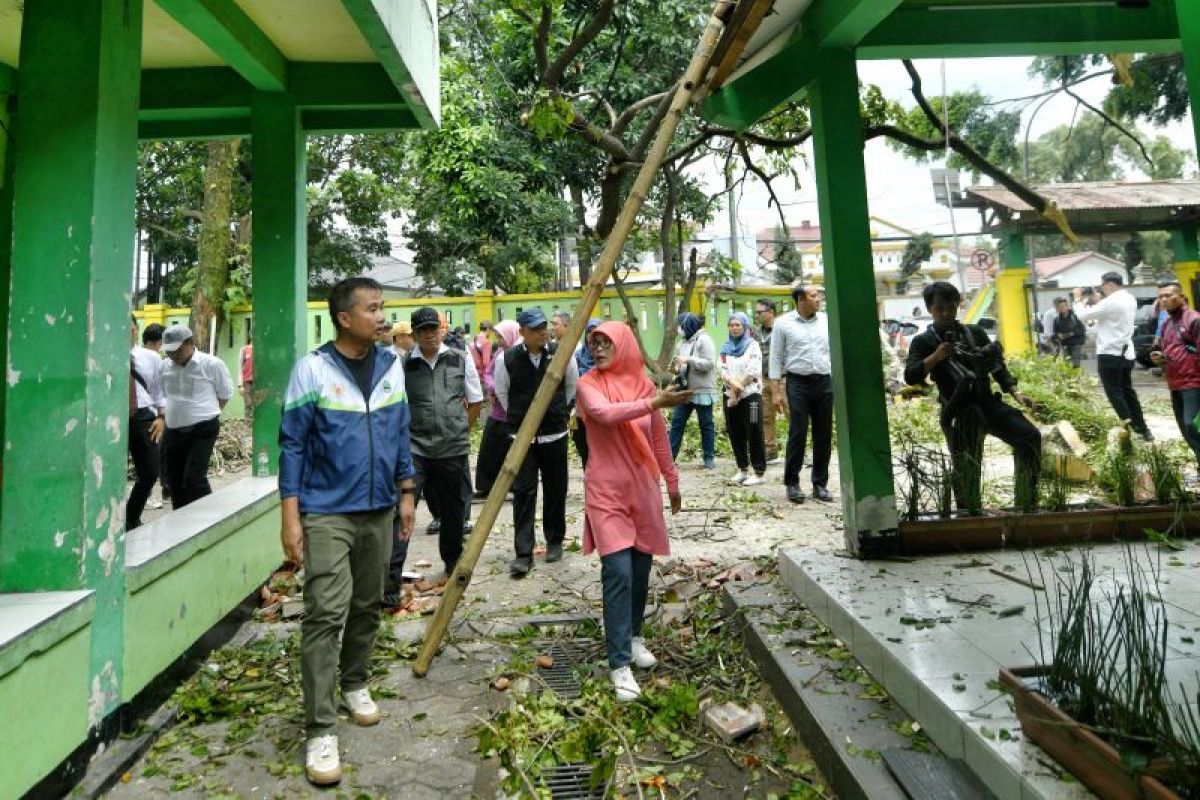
[1150,281,1200,467]
[1073,272,1152,441]
[905,282,1041,512]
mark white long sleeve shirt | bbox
[162,350,235,428]
[131,346,166,414]
[719,339,763,400]
[767,310,831,380]
[1074,288,1136,360]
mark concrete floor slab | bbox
[781,539,1200,800]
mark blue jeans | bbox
[600,547,653,669]
[668,402,715,461]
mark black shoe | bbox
[509,556,533,577]
[1139,430,1155,442]
[813,486,833,503]
[383,588,403,607]
[463,519,474,534]
[545,543,564,563]
[426,519,441,535]
[786,485,805,504]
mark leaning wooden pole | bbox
[412,1,733,677]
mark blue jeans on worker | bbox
[601,547,653,669]
[1171,388,1200,466]
[668,402,715,461]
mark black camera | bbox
[672,370,689,390]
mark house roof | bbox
[1030,250,1124,280]
[965,181,1200,213]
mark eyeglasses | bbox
[591,337,614,352]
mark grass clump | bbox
[1006,355,1115,449]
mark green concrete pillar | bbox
[250,93,307,474]
[808,49,898,557]
[1172,224,1200,308]
[0,0,143,722]
[1178,0,1200,158]
[0,93,13,491]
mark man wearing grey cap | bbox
[493,307,578,576]
[160,324,235,508]
[385,306,484,599]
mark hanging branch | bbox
[901,59,1079,246]
[1063,87,1154,169]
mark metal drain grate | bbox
[534,640,592,699]
[541,763,604,799]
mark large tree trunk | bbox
[569,183,593,284]
[656,169,678,368]
[191,139,241,352]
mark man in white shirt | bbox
[128,319,167,529]
[1074,272,1152,441]
[1039,305,1059,354]
[769,285,834,505]
[494,307,579,576]
[161,324,235,508]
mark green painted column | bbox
[250,93,307,473]
[0,0,143,722]
[1178,0,1200,156]
[0,94,13,497]
[1172,224,1200,308]
[808,48,898,556]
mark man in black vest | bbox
[494,307,579,576]
[385,307,484,600]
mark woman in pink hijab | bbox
[576,321,691,701]
[475,320,522,497]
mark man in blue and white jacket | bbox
[278,277,417,787]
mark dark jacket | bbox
[905,323,1017,407]
[504,343,569,436]
[1052,310,1086,347]
[404,347,470,459]
[1160,306,1200,392]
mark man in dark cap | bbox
[384,307,484,602]
[493,307,579,576]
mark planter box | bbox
[897,505,1200,555]
[999,666,1179,800]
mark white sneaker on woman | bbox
[610,666,642,702]
[631,637,658,668]
[306,734,341,785]
[742,474,765,486]
[727,471,747,485]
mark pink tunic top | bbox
[575,385,679,557]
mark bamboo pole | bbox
[413,0,733,677]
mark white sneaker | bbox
[305,734,341,785]
[610,666,642,702]
[767,456,785,466]
[631,637,658,669]
[727,471,747,485]
[742,474,765,486]
[148,496,163,510]
[343,687,381,726]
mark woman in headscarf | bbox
[576,321,691,701]
[474,320,521,497]
[570,319,603,469]
[667,312,718,469]
[719,312,766,485]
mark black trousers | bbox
[512,435,568,557]
[163,416,220,509]
[724,394,766,475]
[126,408,159,529]
[388,454,469,587]
[572,417,590,470]
[422,456,472,522]
[784,374,834,489]
[474,416,512,495]
[1097,354,1149,435]
[943,398,1041,512]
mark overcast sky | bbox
[719,56,1196,243]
